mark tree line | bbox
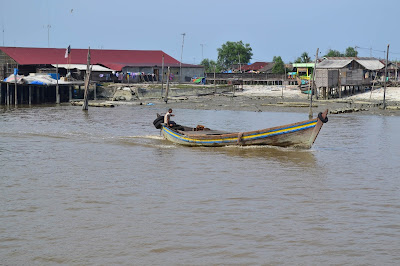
[200,41,359,74]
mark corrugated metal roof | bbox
[51,64,114,71]
[356,60,384,70]
[317,59,352,69]
[0,47,181,71]
[240,62,269,71]
[324,57,377,60]
[317,58,385,70]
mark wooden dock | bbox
[0,81,97,106]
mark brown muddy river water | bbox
[1,105,399,265]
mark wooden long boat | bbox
[155,109,328,149]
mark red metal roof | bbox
[0,47,182,71]
[240,62,269,71]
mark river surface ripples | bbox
[1,105,399,265]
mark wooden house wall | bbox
[315,69,339,88]
[0,50,18,79]
[340,69,370,85]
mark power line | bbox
[355,46,385,53]
[355,45,400,57]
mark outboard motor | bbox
[153,115,164,129]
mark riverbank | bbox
[98,84,400,116]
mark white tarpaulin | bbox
[52,64,115,71]
[3,73,79,85]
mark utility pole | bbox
[179,33,186,83]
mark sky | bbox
[1,0,400,64]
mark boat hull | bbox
[161,110,328,149]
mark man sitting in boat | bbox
[163,109,185,130]
[164,108,176,127]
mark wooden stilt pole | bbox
[383,44,389,109]
[309,48,319,119]
[69,86,72,101]
[161,55,164,99]
[164,66,170,104]
[14,70,17,106]
[82,47,92,111]
[282,67,285,98]
[6,83,9,106]
[214,65,216,94]
[36,87,40,104]
[56,64,60,104]
[29,85,32,105]
[338,70,342,98]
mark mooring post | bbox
[309,48,319,119]
[164,66,170,103]
[82,47,92,111]
[383,44,389,109]
[69,85,72,102]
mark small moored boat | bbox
[153,110,328,149]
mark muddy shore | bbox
[95,84,400,116]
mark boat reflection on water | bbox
[189,145,317,168]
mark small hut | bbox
[315,57,384,99]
